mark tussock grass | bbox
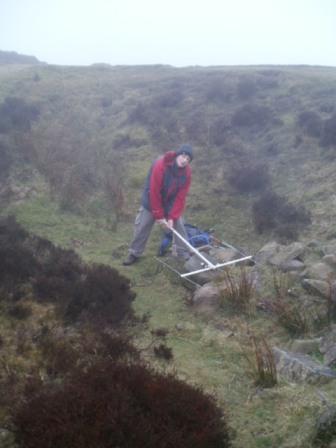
[217,267,256,315]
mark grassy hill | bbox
[1,62,336,447]
[1,63,336,246]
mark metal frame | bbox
[156,227,253,287]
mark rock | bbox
[290,338,322,354]
[323,254,336,268]
[313,405,336,447]
[320,326,336,367]
[303,262,335,282]
[208,247,240,263]
[322,240,336,256]
[331,282,336,303]
[273,347,336,384]
[254,241,281,264]
[307,240,322,249]
[184,253,218,284]
[280,259,305,272]
[302,279,330,298]
[268,242,305,268]
[184,246,249,285]
[191,283,221,315]
[175,322,196,332]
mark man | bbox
[123,144,193,265]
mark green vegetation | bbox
[1,63,336,447]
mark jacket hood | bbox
[163,151,177,165]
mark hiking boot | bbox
[122,254,139,266]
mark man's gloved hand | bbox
[156,219,173,230]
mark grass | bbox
[2,64,336,446]
[2,199,335,447]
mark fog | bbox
[1,0,335,67]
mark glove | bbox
[156,219,170,230]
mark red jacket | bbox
[141,151,191,220]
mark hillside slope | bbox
[1,63,336,447]
[1,63,336,250]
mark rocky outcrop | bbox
[273,347,336,384]
[302,279,331,298]
[187,237,336,388]
[268,242,306,269]
[303,262,334,281]
[290,338,322,354]
[320,326,336,367]
[253,239,336,300]
[254,241,281,264]
[191,283,221,314]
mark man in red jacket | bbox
[123,144,193,265]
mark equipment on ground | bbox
[155,225,253,288]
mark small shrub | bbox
[37,328,140,378]
[252,191,311,240]
[210,116,230,146]
[151,327,169,338]
[64,263,136,325]
[112,132,146,150]
[271,269,290,299]
[153,343,173,361]
[93,331,140,361]
[34,248,83,303]
[13,359,230,448]
[319,103,334,114]
[39,335,80,377]
[104,166,125,230]
[246,334,277,388]
[100,96,112,108]
[271,299,309,337]
[0,97,40,133]
[320,113,336,147]
[15,327,32,355]
[152,89,183,108]
[236,78,257,100]
[219,267,255,314]
[228,161,271,193]
[0,216,136,328]
[269,271,309,336]
[231,104,272,128]
[0,217,38,292]
[128,102,152,125]
[205,78,233,104]
[0,141,12,179]
[7,302,32,320]
[256,76,279,89]
[297,111,322,138]
[183,111,208,145]
[294,135,303,148]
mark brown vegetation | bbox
[252,191,311,241]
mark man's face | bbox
[176,153,191,168]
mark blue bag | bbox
[158,223,212,256]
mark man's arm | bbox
[167,169,191,221]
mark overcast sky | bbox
[1,0,335,67]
